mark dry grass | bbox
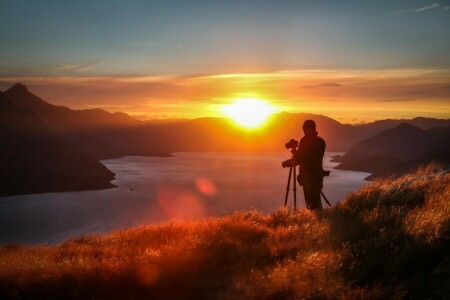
[0,164,449,299]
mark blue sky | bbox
[1,0,449,76]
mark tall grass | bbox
[0,164,448,299]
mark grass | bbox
[0,164,449,299]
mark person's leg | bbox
[303,181,323,210]
[310,183,323,210]
[302,185,313,209]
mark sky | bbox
[0,0,449,123]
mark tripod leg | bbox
[293,166,297,210]
[321,191,332,207]
[284,167,293,206]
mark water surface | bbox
[0,152,370,245]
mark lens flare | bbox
[195,177,217,196]
[157,186,205,220]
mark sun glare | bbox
[222,98,275,128]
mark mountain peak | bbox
[8,83,29,93]
[394,122,422,132]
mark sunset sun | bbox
[222,98,275,128]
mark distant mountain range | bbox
[4,83,140,133]
[1,82,449,195]
[335,123,450,179]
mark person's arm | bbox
[281,158,297,168]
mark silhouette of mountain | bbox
[0,91,115,196]
[336,123,450,176]
[64,109,449,157]
[361,117,450,131]
[79,113,362,157]
[4,83,140,133]
[365,148,450,180]
[3,83,449,160]
[2,83,449,195]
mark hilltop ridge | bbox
[0,164,448,299]
[0,91,116,196]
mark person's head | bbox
[302,119,317,136]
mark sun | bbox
[222,98,275,128]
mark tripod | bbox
[284,165,298,210]
[284,165,332,210]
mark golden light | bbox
[222,98,275,128]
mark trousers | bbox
[298,176,323,210]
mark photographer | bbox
[282,120,326,210]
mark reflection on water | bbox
[0,152,370,245]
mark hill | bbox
[336,123,450,176]
[4,83,140,133]
[358,117,450,132]
[4,83,450,158]
[0,165,448,299]
[0,91,116,196]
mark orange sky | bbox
[1,68,449,123]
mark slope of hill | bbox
[4,83,140,133]
[0,92,116,196]
[0,165,448,299]
[336,123,450,175]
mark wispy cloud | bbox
[0,61,103,77]
[415,3,440,13]
[54,63,98,72]
[396,2,443,15]
[133,42,182,50]
[302,82,343,89]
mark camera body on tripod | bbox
[285,139,299,151]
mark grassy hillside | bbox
[0,165,448,299]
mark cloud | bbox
[0,61,103,77]
[54,63,98,72]
[396,2,442,15]
[322,83,343,87]
[415,3,440,13]
[377,98,417,102]
[396,2,450,15]
[302,82,342,88]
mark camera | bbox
[285,139,299,150]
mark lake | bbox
[0,152,370,245]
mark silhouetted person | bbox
[282,120,326,210]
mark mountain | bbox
[360,117,450,132]
[336,123,450,177]
[4,83,140,133]
[0,91,116,196]
[3,83,449,159]
[67,113,362,159]
[2,83,448,195]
